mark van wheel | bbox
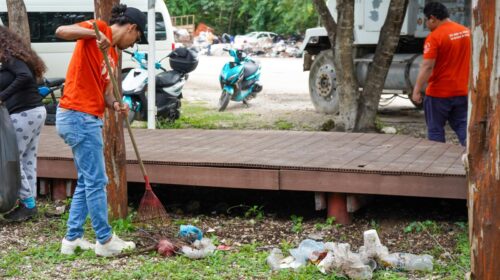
[309,49,339,114]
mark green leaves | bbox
[165,0,318,35]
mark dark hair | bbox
[110,4,135,26]
[424,2,450,20]
[0,26,46,80]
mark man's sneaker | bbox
[95,234,136,257]
[61,237,95,255]
[4,205,37,222]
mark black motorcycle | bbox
[122,47,199,123]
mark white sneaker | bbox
[61,237,95,255]
[95,234,136,257]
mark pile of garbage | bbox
[190,33,302,58]
[266,229,433,279]
[155,224,216,259]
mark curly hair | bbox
[0,26,46,80]
[110,4,135,26]
[424,2,450,20]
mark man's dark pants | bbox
[424,95,467,146]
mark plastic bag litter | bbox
[266,248,284,270]
[323,242,374,279]
[181,238,216,259]
[289,239,326,265]
[179,225,203,243]
[266,248,302,270]
[0,104,21,213]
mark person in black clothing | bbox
[0,26,47,222]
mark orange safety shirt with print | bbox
[59,20,118,118]
[423,21,471,98]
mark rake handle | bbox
[93,22,150,188]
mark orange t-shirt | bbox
[423,21,471,98]
[59,20,118,118]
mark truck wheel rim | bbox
[315,64,336,99]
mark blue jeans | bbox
[56,108,112,244]
[424,95,467,146]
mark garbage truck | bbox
[299,0,470,114]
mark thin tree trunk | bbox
[468,1,500,279]
[6,0,30,44]
[333,0,358,131]
[311,0,337,46]
[355,0,409,132]
[94,0,128,220]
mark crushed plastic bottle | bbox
[380,252,434,272]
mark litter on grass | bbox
[266,229,433,279]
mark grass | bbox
[0,212,471,280]
[128,101,325,131]
[155,101,258,130]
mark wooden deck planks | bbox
[37,127,466,198]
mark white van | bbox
[0,0,175,78]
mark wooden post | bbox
[327,193,351,224]
[468,2,500,279]
[94,0,128,219]
[51,179,67,201]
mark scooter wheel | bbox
[218,91,230,112]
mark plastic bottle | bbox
[381,252,434,272]
[289,239,325,265]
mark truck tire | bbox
[309,50,339,114]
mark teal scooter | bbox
[218,49,262,111]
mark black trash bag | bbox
[0,104,21,213]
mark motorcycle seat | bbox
[243,62,259,79]
[156,70,182,87]
[46,78,65,87]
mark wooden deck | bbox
[37,126,467,200]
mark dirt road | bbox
[181,55,451,142]
[184,55,416,113]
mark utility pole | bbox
[94,0,128,219]
[147,0,156,129]
[468,1,500,279]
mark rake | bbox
[93,23,168,223]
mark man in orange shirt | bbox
[412,2,470,146]
[54,4,146,257]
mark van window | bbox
[0,11,167,42]
[142,12,166,42]
[0,12,93,42]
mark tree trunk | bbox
[333,0,358,131]
[468,1,500,279]
[355,0,409,132]
[311,0,337,45]
[6,0,30,44]
[94,0,128,220]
